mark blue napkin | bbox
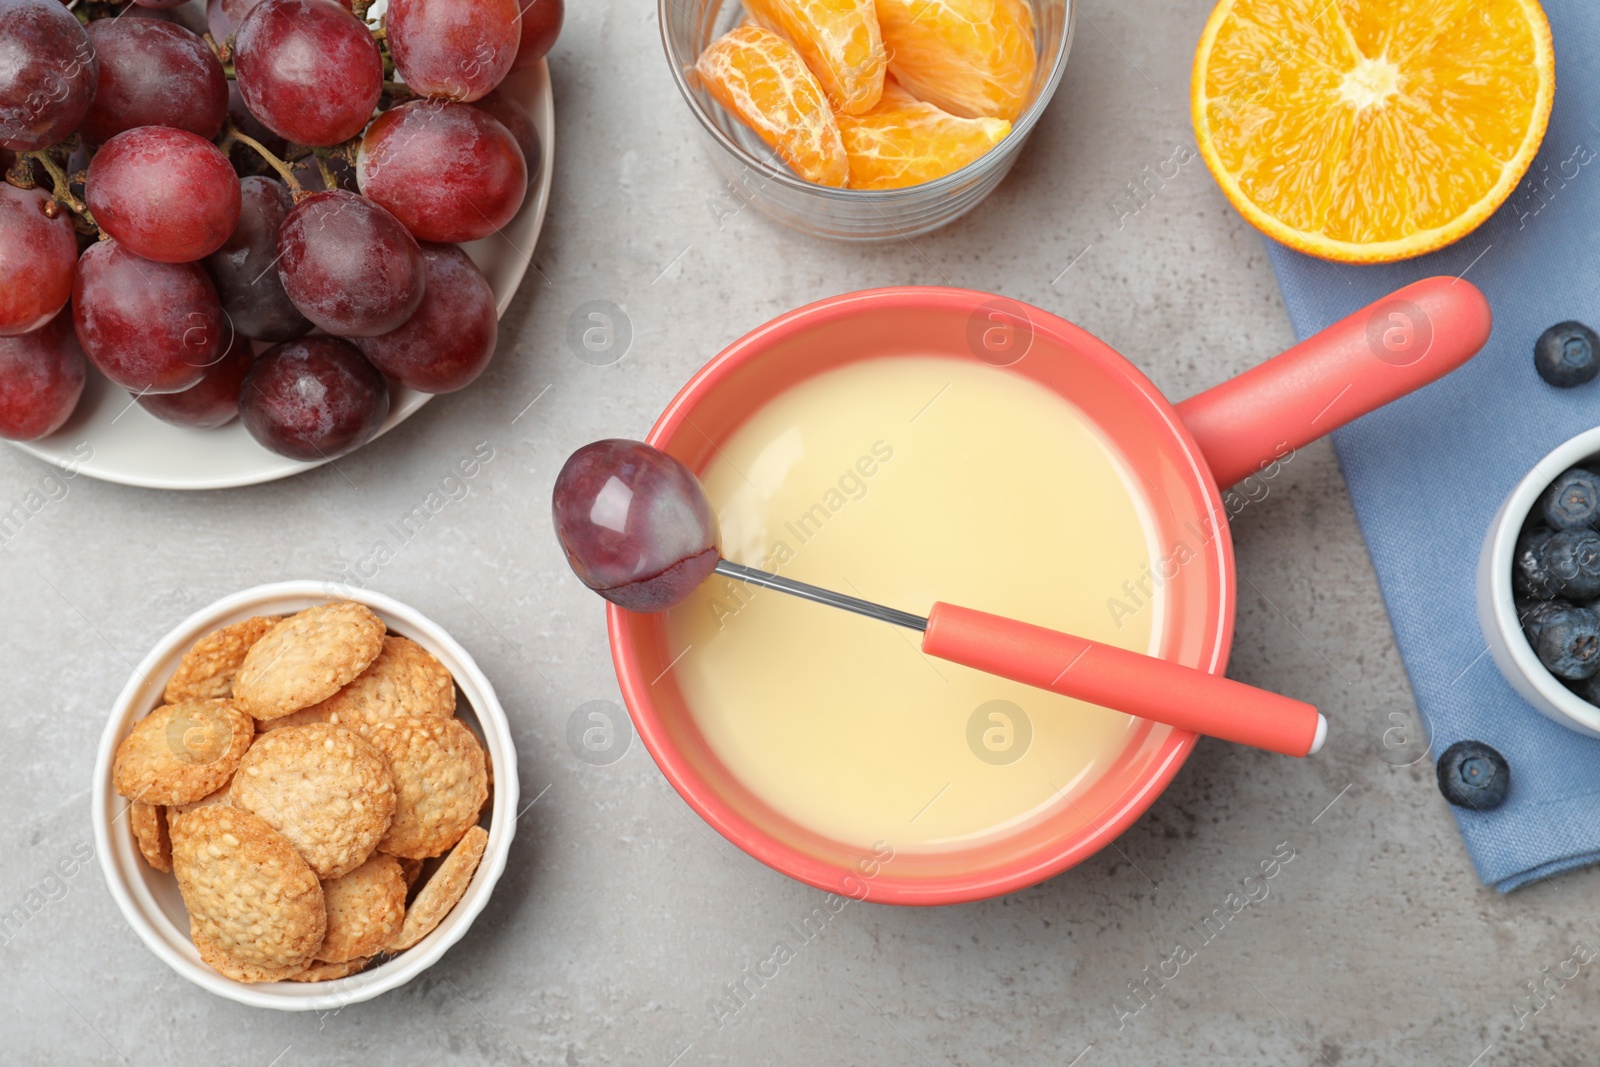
[1261,0,1600,891]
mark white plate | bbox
[10,62,555,491]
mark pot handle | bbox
[1174,276,1492,489]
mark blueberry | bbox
[1436,740,1510,810]
[1535,605,1600,679]
[1514,527,1556,598]
[1535,321,1600,387]
[1539,467,1600,529]
[1520,528,1600,600]
[1518,598,1574,643]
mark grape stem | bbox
[311,150,339,192]
[23,149,101,236]
[219,122,305,197]
[382,80,415,97]
[203,32,235,72]
[3,156,34,191]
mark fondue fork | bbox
[554,438,1327,759]
[713,559,1326,757]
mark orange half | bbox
[1192,0,1555,263]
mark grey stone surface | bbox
[3,0,1598,1064]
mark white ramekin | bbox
[1477,426,1600,738]
[92,581,519,1010]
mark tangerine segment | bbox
[874,0,1037,122]
[837,80,1010,189]
[743,0,887,115]
[696,26,851,187]
[1192,0,1553,263]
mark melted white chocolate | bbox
[663,356,1162,851]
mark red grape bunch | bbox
[0,0,562,464]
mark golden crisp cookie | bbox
[355,716,488,859]
[303,636,456,723]
[164,616,282,703]
[167,784,230,836]
[288,957,370,982]
[111,699,254,805]
[387,825,487,951]
[317,853,406,962]
[194,930,311,984]
[129,800,171,873]
[170,806,325,977]
[233,603,385,721]
[229,723,396,879]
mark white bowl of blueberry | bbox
[1478,418,1600,740]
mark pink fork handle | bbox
[1175,276,1493,489]
[921,603,1325,757]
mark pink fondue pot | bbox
[608,278,1491,905]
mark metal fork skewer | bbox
[713,559,929,632]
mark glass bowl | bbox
[660,0,1075,241]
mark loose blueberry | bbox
[1519,598,1574,644]
[1539,467,1600,529]
[1514,527,1556,598]
[1526,528,1600,600]
[1435,740,1511,810]
[1534,321,1600,388]
[1535,605,1600,679]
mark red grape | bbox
[552,440,721,612]
[0,182,77,336]
[471,88,541,178]
[86,127,241,264]
[510,0,562,70]
[0,0,98,153]
[80,20,228,144]
[356,100,527,243]
[205,0,234,40]
[0,308,86,440]
[234,0,383,147]
[239,337,390,460]
[204,177,311,342]
[355,243,496,393]
[276,190,426,337]
[138,332,253,428]
[387,0,520,102]
[72,238,225,394]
